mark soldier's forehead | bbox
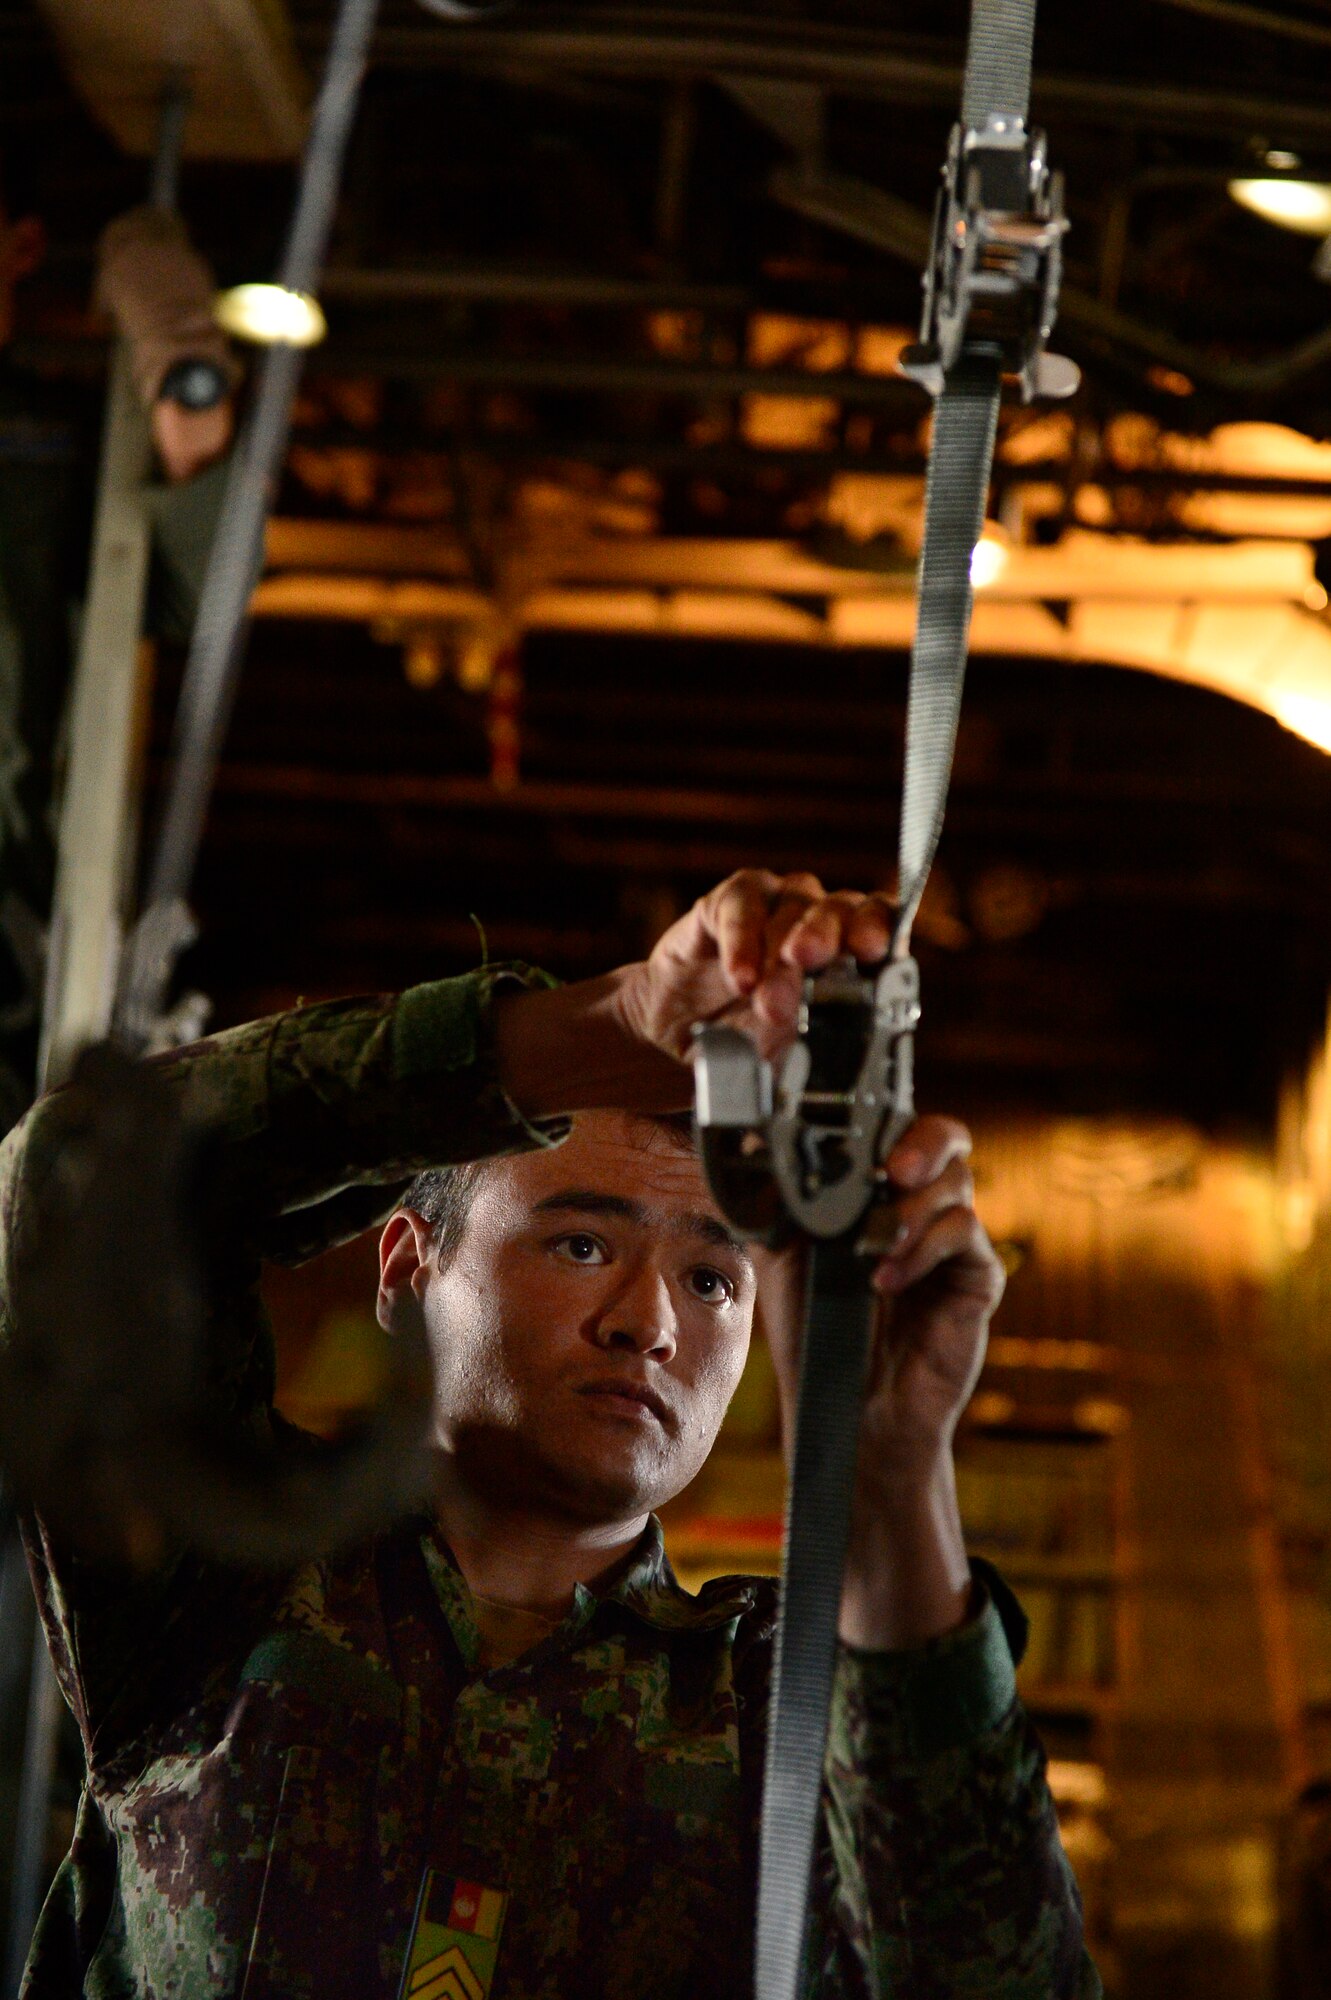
[501,1111,718,1213]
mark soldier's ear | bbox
[377,1208,435,1333]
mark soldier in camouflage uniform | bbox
[1,869,1102,1998]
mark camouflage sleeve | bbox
[817,1584,1103,1999]
[160,961,569,1237]
[0,966,568,1751]
[0,962,568,1395]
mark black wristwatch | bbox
[158,358,230,412]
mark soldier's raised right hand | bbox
[494,868,896,1117]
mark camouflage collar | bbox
[600,1516,762,1633]
[418,1515,761,1666]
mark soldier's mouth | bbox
[576,1377,673,1426]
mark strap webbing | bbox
[756,1240,879,2000]
[753,6,1034,1995]
[118,0,381,1044]
[895,358,1001,948]
[961,0,1038,128]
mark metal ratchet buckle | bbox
[900,114,1080,403]
[692,953,922,1246]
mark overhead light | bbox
[970,531,1009,589]
[1264,148,1303,172]
[1228,177,1331,237]
[213,283,328,348]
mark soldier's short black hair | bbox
[402,1160,491,1266]
[404,1110,696,1266]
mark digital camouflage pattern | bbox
[0,968,1102,1998]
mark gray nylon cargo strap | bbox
[896,0,1047,949]
[961,0,1038,128]
[754,1239,880,2000]
[895,358,1000,949]
[749,3,1046,1997]
[753,374,1000,2000]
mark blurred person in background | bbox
[0,145,236,1127]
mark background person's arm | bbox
[96,204,237,634]
[96,206,237,486]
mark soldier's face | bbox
[419,1112,757,1525]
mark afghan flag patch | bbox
[399,1871,509,2000]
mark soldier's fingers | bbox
[886,1115,973,1190]
[882,1156,976,1258]
[759,873,827,975]
[778,891,870,971]
[845,893,895,965]
[874,1205,1005,1308]
[751,958,806,1033]
[704,870,786,993]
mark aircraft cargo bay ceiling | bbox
[4,0,1331,1123]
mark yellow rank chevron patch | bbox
[409,1945,484,2000]
[398,1871,509,2000]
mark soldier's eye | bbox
[685,1265,734,1304]
[552,1233,608,1266]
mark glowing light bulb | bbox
[213,284,327,347]
[1228,177,1331,237]
[969,533,1009,589]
